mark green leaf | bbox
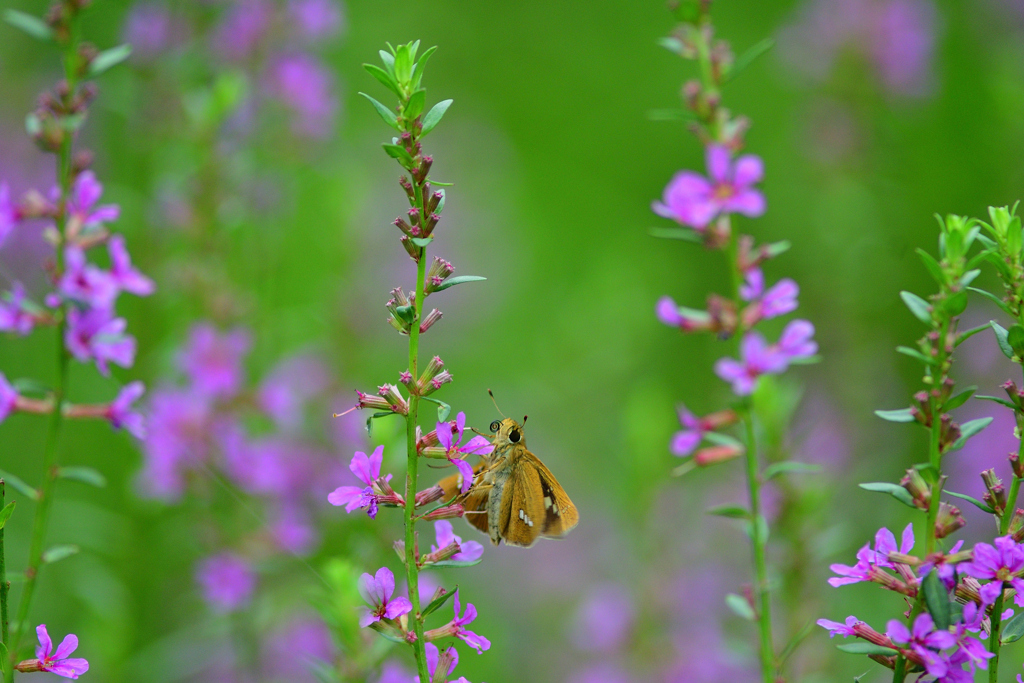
[382,143,415,168]
[944,290,968,316]
[945,490,995,514]
[874,408,915,423]
[706,504,750,519]
[923,570,951,630]
[859,482,916,508]
[405,89,426,120]
[364,63,402,98]
[725,37,775,83]
[703,431,744,449]
[358,92,399,130]
[992,321,1014,359]
[421,587,457,618]
[41,544,79,564]
[961,269,981,287]
[764,240,792,258]
[393,43,414,85]
[432,275,486,292]
[725,593,756,621]
[0,469,38,500]
[956,323,992,346]
[378,49,396,75]
[1001,609,1024,643]
[411,237,433,247]
[394,305,415,323]
[427,557,484,569]
[649,226,702,242]
[58,466,107,488]
[949,417,993,452]
[744,514,770,544]
[913,462,940,484]
[942,387,975,412]
[1008,324,1024,357]
[0,642,8,678]
[89,44,132,76]
[0,500,15,530]
[421,397,451,422]
[421,99,453,136]
[3,9,53,40]
[969,288,1013,316]
[10,377,50,396]
[900,291,933,324]
[671,459,696,477]
[896,345,936,365]
[435,189,446,214]
[837,643,898,656]
[975,394,1016,409]
[763,461,821,480]
[915,248,944,283]
[410,45,437,90]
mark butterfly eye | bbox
[489,420,501,433]
[509,429,521,443]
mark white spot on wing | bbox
[544,496,552,508]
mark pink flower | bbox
[714,331,788,395]
[817,615,859,638]
[107,235,154,296]
[65,307,136,375]
[652,145,766,230]
[0,372,17,423]
[432,520,483,563]
[66,171,120,231]
[267,54,338,139]
[960,535,1024,608]
[450,589,490,653]
[437,412,493,493]
[655,296,712,331]
[196,552,256,613]
[743,270,799,320]
[0,282,35,335]
[671,405,705,456]
[59,246,118,309]
[179,324,250,398]
[327,445,391,519]
[887,613,956,678]
[106,381,146,438]
[778,319,818,359]
[425,643,460,681]
[32,625,89,679]
[0,183,19,248]
[358,566,412,627]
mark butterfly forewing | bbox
[531,454,579,537]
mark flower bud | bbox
[420,540,461,565]
[399,175,415,199]
[1008,508,1024,542]
[424,257,455,293]
[694,444,743,467]
[356,390,391,412]
[1011,452,1024,479]
[399,235,420,261]
[899,469,931,511]
[935,502,965,539]
[420,502,465,522]
[423,370,453,395]
[415,485,445,508]
[426,190,443,213]
[982,468,1007,514]
[419,308,442,333]
[414,156,433,184]
[378,384,409,415]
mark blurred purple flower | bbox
[106,381,146,438]
[327,444,390,518]
[180,323,250,398]
[920,539,964,590]
[288,0,344,43]
[754,278,800,320]
[0,372,17,423]
[671,404,704,456]
[65,171,120,232]
[778,319,818,359]
[59,246,118,309]
[0,282,35,335]
[266,53,338,139]
[108,235,155,296]
[887,613,956,677]
[451,589,490,653]
[33,625,89,679]
[432,520,484,563]
[374,661,413,683]
[424,643,458,681]
[358,566,412,627]
[270,505,318,555]
[566,664,632,683]
[571,582,634,652]
[122,3,177,60]
[262,615,336,682]
[652,145,765,230]
[960,536,1024,607]
[714,331,787,395]
[258,353,329,430]
[139,388,212,499]
[0,183,18,248]
[214,0,273,61]
[817,615,859,637]
[196,552,257,613]
[65,307,136,375]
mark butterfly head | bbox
[489,416,526,448]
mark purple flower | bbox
[449,590,490,654]
[438,412,494,494]
[288,0,344,42]
[714,331,787,395]
[432,520,484,563]
[571,583,634,651]
[425,643,459,681]
[258,354,329,430]
[33,625,89,679]
[122,3,177,60]
[817,615,859,638]
[655,295,712,331]
[358,566,412,627]
[952,603,994,670]
[59,246,118,309]
[960,535,1024,607]
[214,0,273,61]
[271,505,318,555]
[0,372,18,423]
[0,282,35,335]
[375,661,413,683]
[755,278,800,319]
[267,53,338,139]
[887,613,956,678]
[66,171,120,231]
[872,523,915,567]
[740,268,764,301]
[108,235,154,296]
[327,445,390,518]
[778,319,818,359]
[179,324,250,398]
[828,543,874,586]
[652,145,766,230]
[671,404,705,456]
[262,616,336,683]
[920,540,964,589]
[0,183,18,248]
[196,552,257,613]
[65,307,136,375]
[828,524,913,586]
[139,388,212,500]
[106,381,145,438]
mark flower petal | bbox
[383,596,412,619]
[374,566,395,601]
[733,154,764,186]
[53,633,78,660]
[36,624,53,660]
[705,145,731,183]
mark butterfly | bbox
[438,416,578,547]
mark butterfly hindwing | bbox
[530,454,579,538]
[437,462,490,536]
[501,454,545,548]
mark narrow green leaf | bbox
[432,275,486,292]
[764,240,792,258]
[975,394,1016,409]
[900,291,933,324]
[648,226,702,242]
[58,466,107,488]
[961,269,981,287]
[382,143,415,167]
[969,288,1013,316]
[703,431,744,449]
[10,377,50,396]
[944,290,968,316]
[411,237,433,247]
[992,321,1014,359]
[942,387,975,412]
[421,99,453,136]
[744,514,770,544]
[725,593,756,621]
[410,45,437,90]
[41,544,79,564]
[1009,325,1024,356]
[725,37,775,83]
[0,500,15,530]
[706,504,750,519]
[777,621,815,666]
[896,345,937,365]
[913,463,939,484]
[859,482,917,508]
[427,557,483,569]
[956,323,992,346]
[405,89,426,120]
[874,408,915,423]
[364,63,402,98]
[368,620,407,643]
[945,490,995,514]
[949,417,993,452]
[421,586,457,618]
[3,9,53,40]
[915,248,944,283]
[1001,609,1024,643]
[358,92,399,130]
[922,571,951,629]
[671,459,696,477]
[763,461,821,480]
[837,643,898,656]
[378,49,396,75]
[435,189,446,214]
[421,397,451,422]
[0,470,38,500]
[89,44,132,76]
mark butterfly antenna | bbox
[487,389,507,418]
[522,415,528,426]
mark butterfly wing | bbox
[527,453,579,538]
[499,452,546,548]
[436,462,491,535]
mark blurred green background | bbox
[3,0,1024,680]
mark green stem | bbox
[404,242,429,682]
[0,480,7,648]
[743,410,774,683]
[1003,474,1022,536]
[988,590,1005,683]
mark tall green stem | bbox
[988,591,1005,683]
[743,411,774,682]
[0,481,8,649]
